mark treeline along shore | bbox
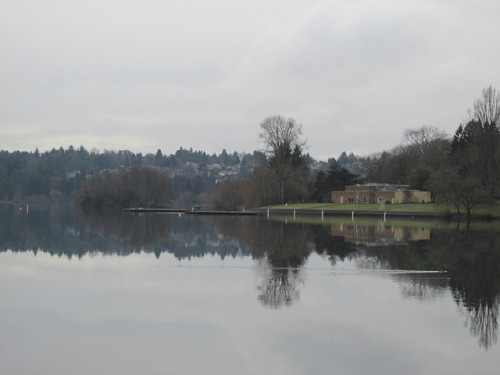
[1,86,500,218]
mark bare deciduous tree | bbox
[471,85,500,125]
[402,125,448,156]
[258,115,305,204]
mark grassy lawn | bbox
[468,203,500,217]
[264,202,500,217]
[266,203,443,212]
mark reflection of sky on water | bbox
[1,251,499,375]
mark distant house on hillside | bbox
[331,184,431,204]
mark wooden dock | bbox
[123,208,263,215]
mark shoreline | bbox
[122,206,499,220]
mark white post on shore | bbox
[267,209,270,218]
[384,211,387,221]
[293,210,296,219]
[352,211,354,221]
[321,210,324,220]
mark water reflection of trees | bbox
[217,218,312,308]
[256,261,302,308]
[207,218,361,309]
[255,223,310,308]
[357,230,500,350]
[393,273,449,300]
[446,232,500,350]
[78,209,171,250]
[0,204,250,260]
[454,279,499,350]
[2,204,499,347]
[0,203,83,257]
[311,225,358,266]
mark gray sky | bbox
[1,0,499,160]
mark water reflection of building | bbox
[330,222,430,243]
[331,184,431,204]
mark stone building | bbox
[331,184,431,204]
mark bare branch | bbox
[473,85,500,125]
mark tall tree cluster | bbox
[356,85,499,216]
[76,166,172,208]
[2,86,498,213]
[313,161,358,202]
[258,115,307,204]
[211,115,314,209]
[358,125,450,187]
[432,86,500,215]
[0,146,246,207]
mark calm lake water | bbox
[1,204,500,375]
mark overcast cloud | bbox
[1,0,499,160]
